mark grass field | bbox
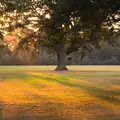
[0,66,120,120]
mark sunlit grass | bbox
[0,66,120,120]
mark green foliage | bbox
[0,0,120,57]
[0,0,33,12]
[40,0,120,52]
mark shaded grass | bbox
[0,73,29,81]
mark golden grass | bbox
[0,66,120,120]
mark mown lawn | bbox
[0,66,120,120]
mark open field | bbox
[0,66,120,120]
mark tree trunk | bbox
[55,44,68,71]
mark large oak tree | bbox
[0,0,120,70]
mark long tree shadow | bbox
[31,74,120,106]
[0,72,30,81]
